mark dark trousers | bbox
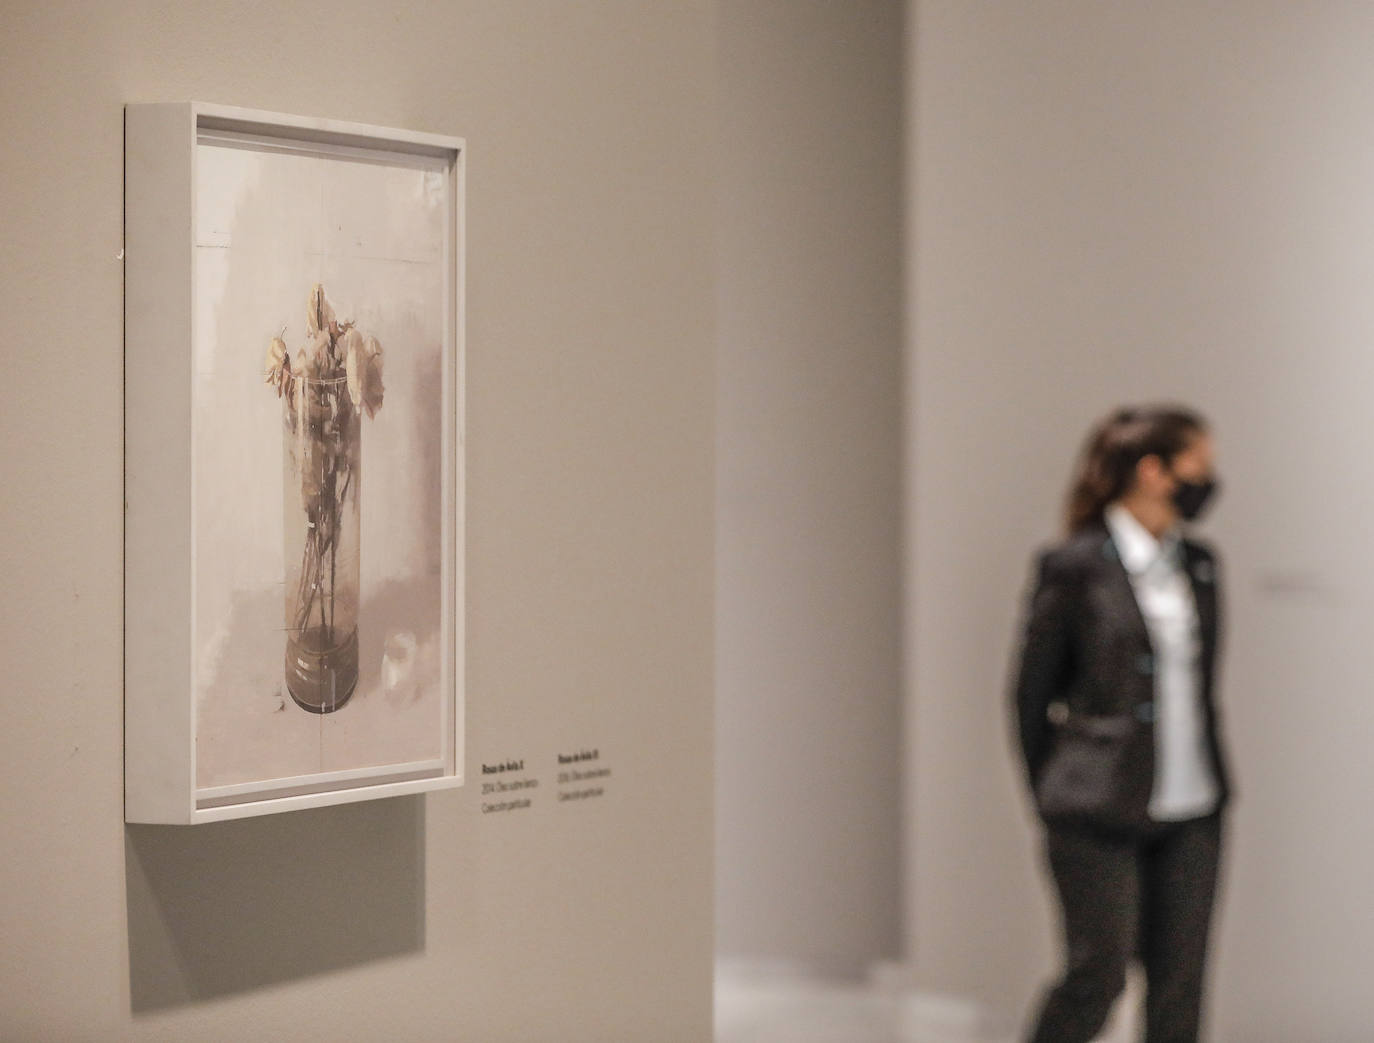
[1027,811,1224,1043]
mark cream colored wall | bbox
[0,2,714,1039]
[907,2,1374,1039]
[715,0,905,974]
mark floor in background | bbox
[715,960,1142,1043]
[714,960,1012,1043]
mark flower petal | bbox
[306,284,335,336]
[264,336,287,383]
[345,338,363,407]
[362,354,385,418]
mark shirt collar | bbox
[1104,502,1182,576]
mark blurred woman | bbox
[1012,405,1232,1043]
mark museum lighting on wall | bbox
[124,103,466,822]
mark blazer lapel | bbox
[1183,541,1219,680]
[1097,529,1152,647]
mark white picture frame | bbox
[125,102,465,823]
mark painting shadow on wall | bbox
[125,795,425,1012]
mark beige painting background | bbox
[192,138,451,792]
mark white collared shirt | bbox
[1104,503,1220,821]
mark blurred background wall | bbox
[906,2,1374,1039]
[715,0,907,977]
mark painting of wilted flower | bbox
[265,284,385,714]
[188,126,460,803]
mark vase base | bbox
[285,626,359,714]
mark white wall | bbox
[906,2,1374,1039]
[0,3,715,1039]
[715,0,906,975]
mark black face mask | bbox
[1171,474,1219,521]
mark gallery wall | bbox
[906,2,1374,1039]
[715,0,905,975]
[0,2,715,1039]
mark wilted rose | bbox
[266,284,384,422]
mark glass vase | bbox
[282,373,361,713]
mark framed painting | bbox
[125,103,465,822]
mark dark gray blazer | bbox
[1011,523,1232,830]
